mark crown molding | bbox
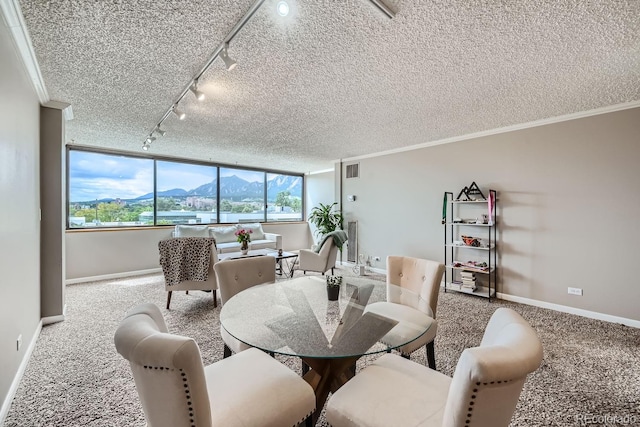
[0,0,49,104]
[338,100,640,164]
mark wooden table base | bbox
[302,356,359,425]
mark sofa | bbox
[173,223,282,254]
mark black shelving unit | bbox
[443,189,497,300]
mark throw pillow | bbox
[174,225,210,238]
[210,225,239,243]
[239,223,265,240]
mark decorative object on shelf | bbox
[455,181,487,201]
[235,228,252,255]
[461,235,482,247]
[326,275,342,301]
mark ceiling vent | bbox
[346,163,359,179]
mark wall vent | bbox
[346,163,359,179]
[347,221,357,263]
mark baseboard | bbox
[0,320,42,425]
[42,304,67,325]
[339,261,386,275]
[496,292,640,329]
[434,281,640,328]
[65,268,163,285]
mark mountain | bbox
[135,188,188,200]
[73,175,302,204]
[267,175,302,198]
[188,175,302,201]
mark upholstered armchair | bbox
[213,256,276,358]
[159,237,218,309]
[298,237,339,275]
[326,307,543,427]
[365,255,444,369]
[114,303,315,427]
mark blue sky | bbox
[69,151,271,202]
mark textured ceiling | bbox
[20,0,640,173]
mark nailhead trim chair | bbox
[213,256,276,358]
[326,307,543,427]
[114,303,315,427]
[365,256,445,369]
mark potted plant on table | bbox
[326,275,342,301]
[235,228,252,255]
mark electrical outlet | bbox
[17,334,22,351]
[568,287,583,296]
[374,256,381,261]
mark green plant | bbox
[308,202,343,240]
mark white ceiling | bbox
[17,0,640,173]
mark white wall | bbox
[0,18,41,419]
[342,107,640,322]
[65,223,310,281]
[305,169,337,245]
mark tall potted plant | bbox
[308,202,344,244]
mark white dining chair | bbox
[326,307,543,427]
[213,255,276,358]
[366,255,444,369]
[114,302,315,427]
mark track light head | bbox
[219,43,237,71]
[155,127,166,137]
[173,106,186,120]
[145,135,156,144]
[142,142,150,151]
[277,1,289,16]
[190,82,205,101]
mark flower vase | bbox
[241,241,249,255]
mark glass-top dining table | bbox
[220,275,434,424]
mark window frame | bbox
[66,146,305,229]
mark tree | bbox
[275,191,291,207]
[290,197,302,213]
[157,197,177,211]
[220,200,232,212]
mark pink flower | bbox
[235,228,253,243]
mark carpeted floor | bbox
[4,265,639,426]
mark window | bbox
[156,161,217,225]
[68,150,154,228]
[219,168,265,223]
[67,148,304,228]
[267,173,303,221]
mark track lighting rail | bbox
[143,0,267,149]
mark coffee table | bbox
[219,276,433,424]
[218,249,298,278]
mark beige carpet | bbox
[4,265,639,426]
